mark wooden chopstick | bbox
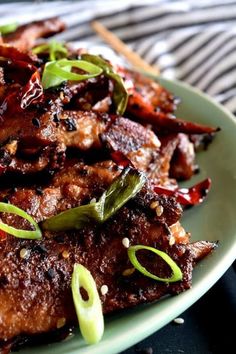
[91,20,160,75]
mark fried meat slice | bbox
[0,110,109,176]
[0,168,215,343]
[169,133,197,181]
[0,109,164,179]
[2,18,65,51]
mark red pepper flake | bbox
[111,151,134,168]
[154,178,211,206]
[0,230,7,241]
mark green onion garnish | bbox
[41,59,103,89]
[71,264,104,344]
[0,22,18,35]
[42,167,146,232]
[81,54,128,115]
[0,202,42,239]
[128,245,183,283]
[32,40,68,61]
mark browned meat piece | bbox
[99,117,184,187]
[0,176,216,343]
[2,18,65,51]
[101,116,163,174]
[0,110,108,176]
[188,241,217,261]
[67,75,111,112]
[145,134,179,186]
[119,67,178,114]
[0,108,164,179]
[170,133,197,181]
[101,116,160,155]
[0,160,181,225]
[0,161,119,220]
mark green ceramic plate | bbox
[21,78,236,354]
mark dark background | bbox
[121,263,236,354]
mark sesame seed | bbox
[150,200,159,209]
[173,317,184,325]
[100,284,108,295]
[122,237,130,248]
[156,205,164,217]
[169,235,175,246]
[20,248,30,259]
[57,317,66,329]
[62,250,70,259]
[90,198,96,204]
[122,268,135,276]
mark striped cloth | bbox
[0,0,236,115]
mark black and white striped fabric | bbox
[0,0,236,115]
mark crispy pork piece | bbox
[0,169,215,344]
[0,107,164,179]
[2,18,65,51]
[145,134,179,186]
[170,133,197,181]
[100,118,182,186]
[100,116,161,155]
[0,160,181,225]
[0,110,108,176]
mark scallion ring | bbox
[128,245,183,283]
[71,264,104,344]
[0,22,18,35]
[0,202,42,239]
[42,59,103,89]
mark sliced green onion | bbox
[0,22,18,35]
[71,264,104,344]
[42,167,146,232]
[42,59,103,89]
[81,54,128,115]
[128,245,183,283]
[32,41,68,61]
[0,202,42,239]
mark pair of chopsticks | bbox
[91,21,160,75]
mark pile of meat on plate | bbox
[0,17,218,351]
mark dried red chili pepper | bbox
[0,44,35,63]
[111,151,134,168]
[154,178,211,206]
[0,229,7,241]
[21,71,43,109]
[128,90,219,135]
